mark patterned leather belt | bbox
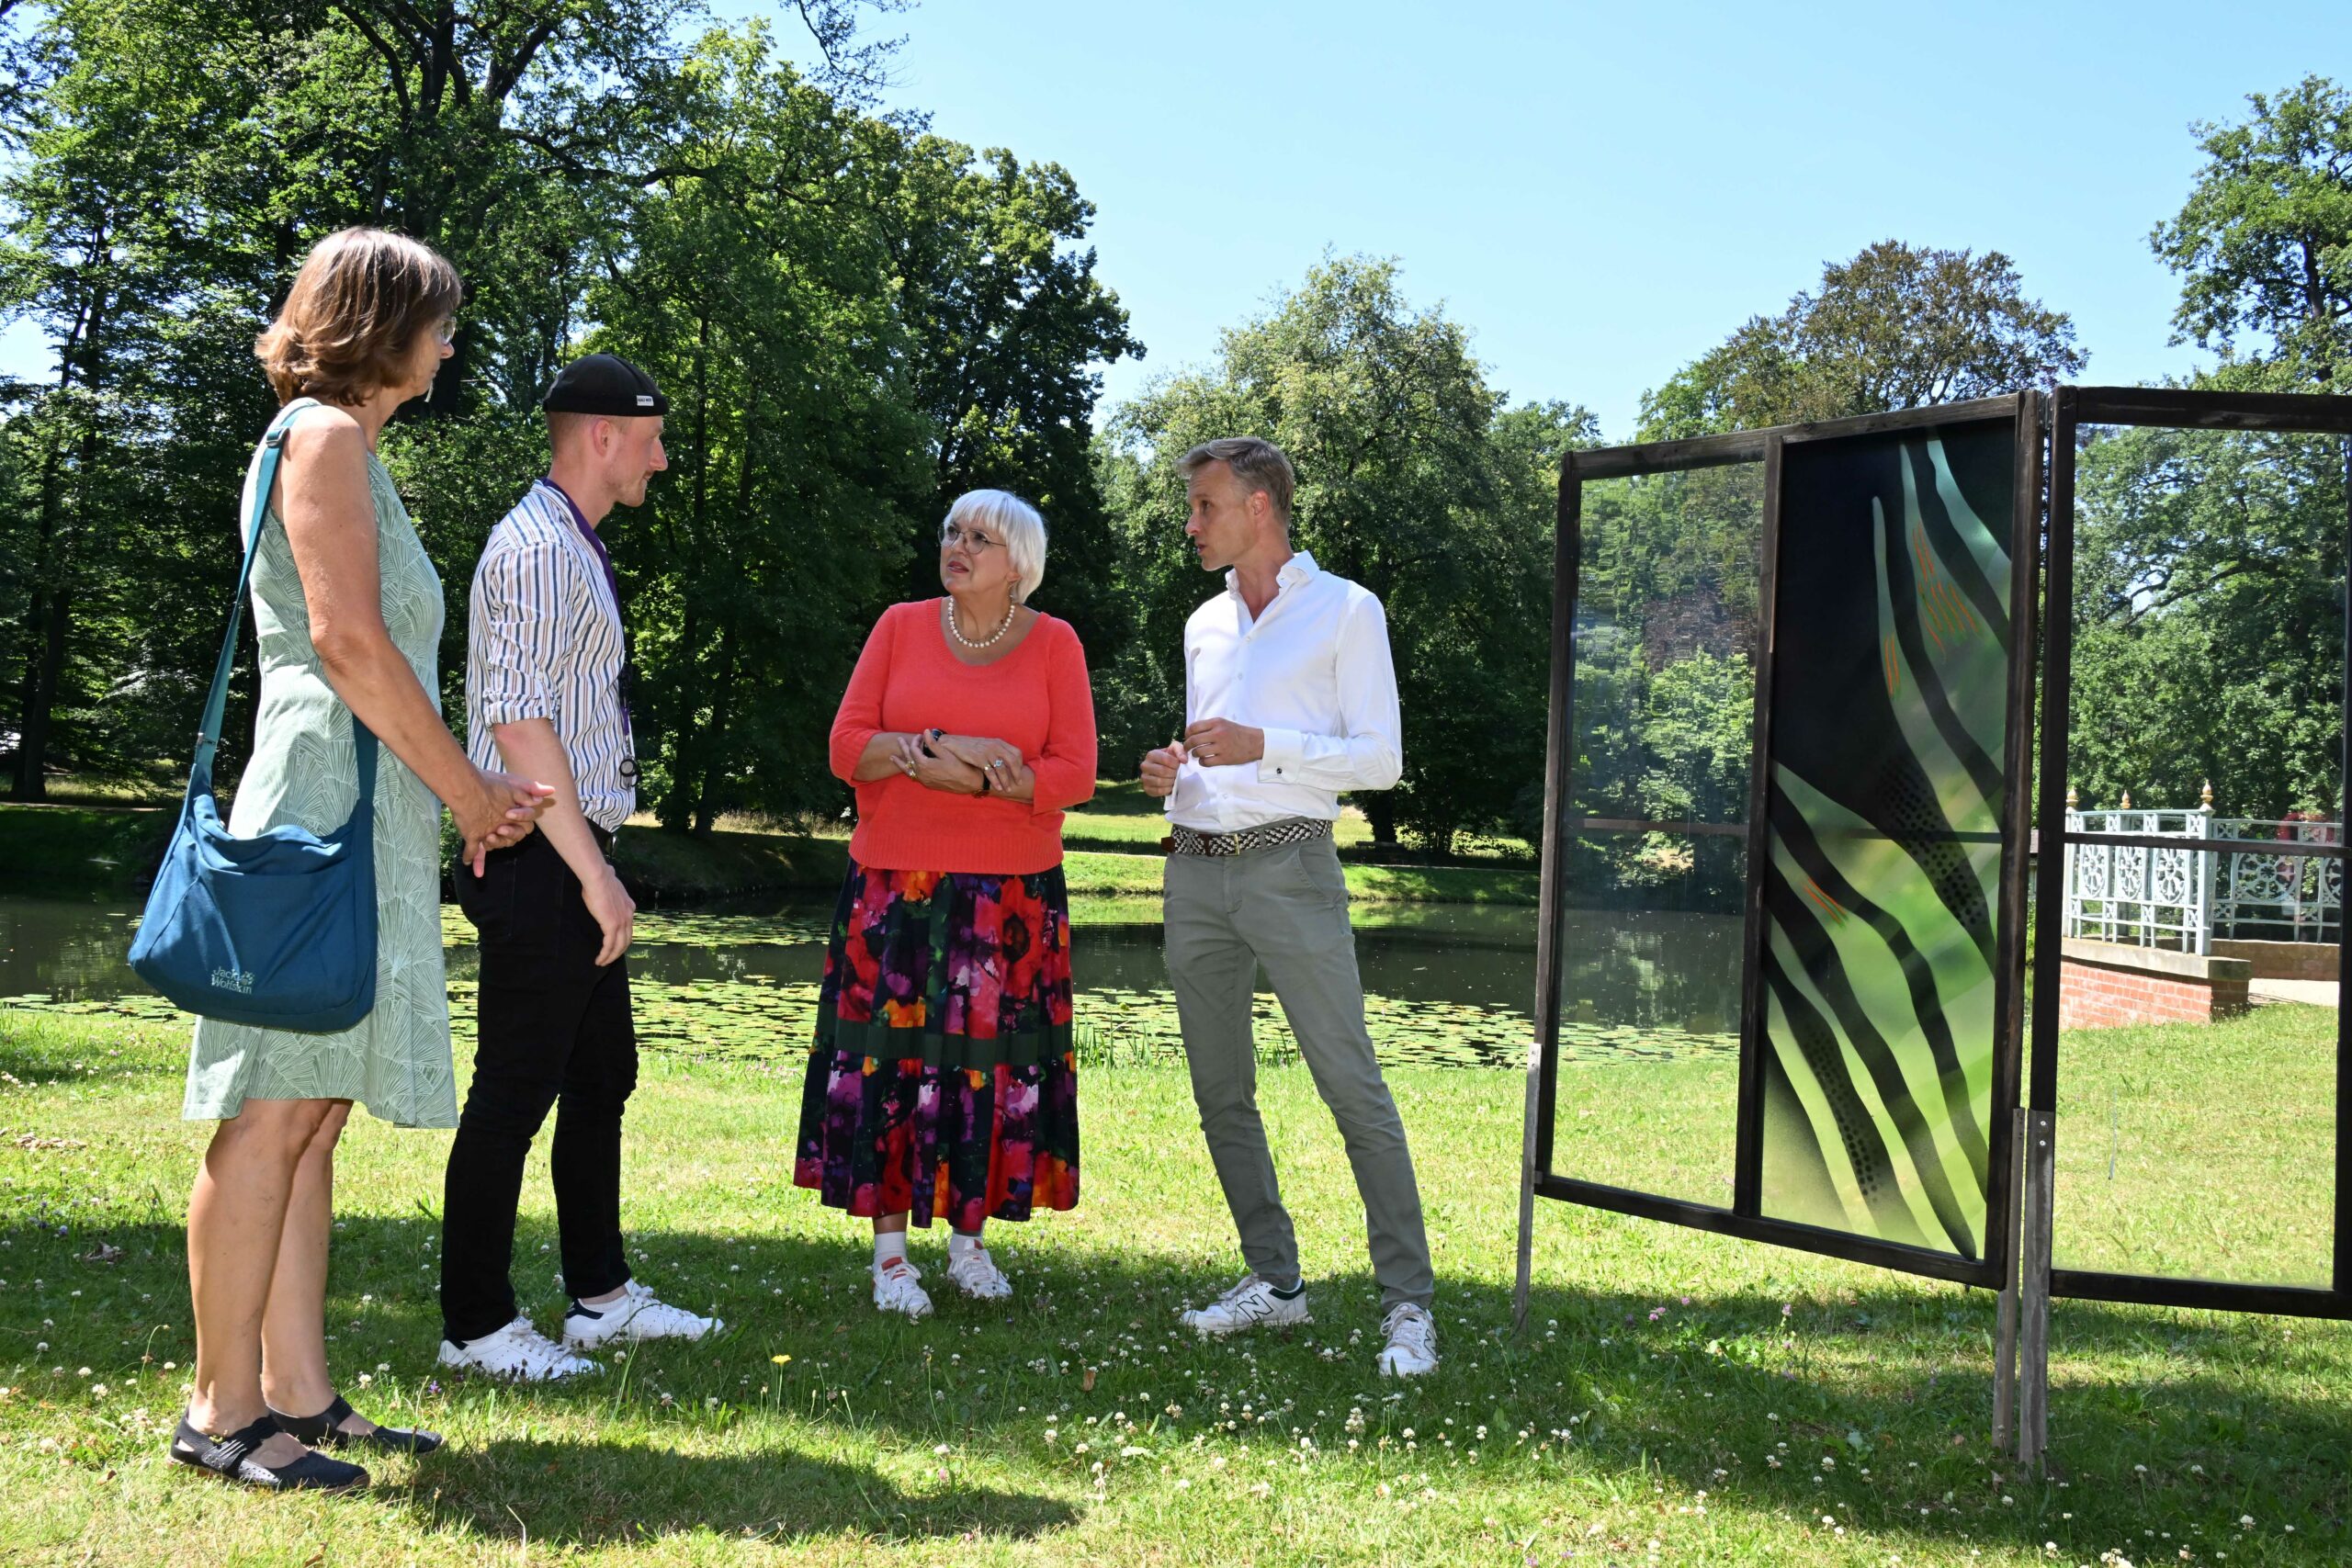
[1165,818,1333,858]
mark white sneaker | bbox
[1377,1302,1438,1377]
[438,1316,600,1382]
[945,1245,1012,1301]
[872,1258,933,1319]
[1179,1274,1310,1337]
[562,1280,722,1348]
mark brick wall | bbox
[2211,939,2338,983]
[2058,938,2252,1030]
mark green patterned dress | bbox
[183,402,457,1127]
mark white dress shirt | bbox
[467,480,637,832]
[1167,550,1403,832]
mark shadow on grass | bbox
[8,1207,2351,1552]
[405,1436,1078,1546]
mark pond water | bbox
[0,891,1741,1070]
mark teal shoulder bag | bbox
[127,400,380,1032]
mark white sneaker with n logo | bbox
[1179,1274,1309,1337]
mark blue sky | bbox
[763,0,2338,436]
[5,1,2341,437]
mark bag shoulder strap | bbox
[189,399,377,805]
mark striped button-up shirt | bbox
[467,480,636,832]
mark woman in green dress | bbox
[172,229,552,1492]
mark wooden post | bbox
[1512,1031,1543,1334]
[1992,1106,2026,1450]
[2018,1108,2056,1467]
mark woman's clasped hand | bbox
[891,730,1030,795]
[455,767,557,872]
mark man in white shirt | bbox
[1139,436,1437,1378]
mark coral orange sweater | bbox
[828,601,1098,874]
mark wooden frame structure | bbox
[1512,386,2352,1467]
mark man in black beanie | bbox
[437,354,719,1380]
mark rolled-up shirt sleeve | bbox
[470,540,567,728]
[1028,624,1098,815]
[830,609,897,784]
[1254,592,1402,792]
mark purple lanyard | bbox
[540,479,634,743]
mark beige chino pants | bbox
[1163,835,1436,1311]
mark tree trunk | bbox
[9,443,65,802]
[693,626,738,837]
[1363,794,1398,848]
[658,591,700,834]
[659,306,717,834]
[17,564,73,802]
[11,259,105,803]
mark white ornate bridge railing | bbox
[2060,797,2342,953]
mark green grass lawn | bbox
[2,1005,2347,1564]
[2050,1005,2338,1286]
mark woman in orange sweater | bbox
[797,489,1098,1317]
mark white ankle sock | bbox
[949,1231,984,1263]
[874,1231,909,1270]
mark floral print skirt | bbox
[794,861,1080,1229]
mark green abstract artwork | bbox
[1758,423,2016,1258]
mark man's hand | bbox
[584,863,636,966]
[1183,717,1264,769]
[1139,740,1188,798]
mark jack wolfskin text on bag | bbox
[128,400,380,1032]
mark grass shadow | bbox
[11,1209,2350,1555]
[401,1436,1078,1547]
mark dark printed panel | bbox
[1758,423,2015,1258]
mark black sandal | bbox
[169,1413,369,1491]
[268,1392,444,1455]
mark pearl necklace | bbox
[944,596,1017,651]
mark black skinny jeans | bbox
[439,830,637,1345]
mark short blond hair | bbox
[254,228,462,406]
[944,489,1047,603]
[1177,436,1295,523]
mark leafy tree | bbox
[2154,74,2352,387]
[1557,461,1763,911]
[1638,240,2086,439]
[2064,424,2345,819]
[2053,78,2352,822]
[880,139,1141,681]
[1111,255,1585,852]
[583,25,930,832]
[0,0,287,796]
[0,0,1135,840]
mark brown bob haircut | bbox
[254,228,463,406]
